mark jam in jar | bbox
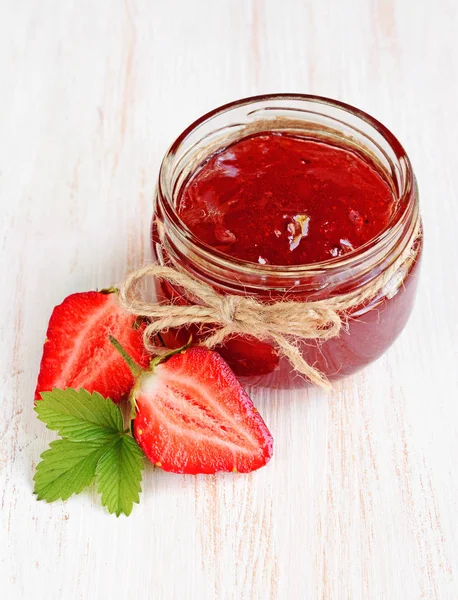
[152,95,422,388]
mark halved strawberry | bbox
[111,341,273,474]
[35,291,150,402]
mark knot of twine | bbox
[118,221,421,390]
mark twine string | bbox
[118,221,421,390]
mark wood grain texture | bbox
[1,0,457,598]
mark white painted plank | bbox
[1,0,457,598]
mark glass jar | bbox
[151,94,422,388]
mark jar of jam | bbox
[152,94,422,388]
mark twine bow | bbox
[118,221,420,390]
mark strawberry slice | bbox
[111,341,273,474]
[35,291,150,402]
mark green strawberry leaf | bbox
[33,437,117,502]
[35,388,124,441]
[34,388,145,516]
[96,434,144,517]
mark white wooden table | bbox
[1,1,457,598]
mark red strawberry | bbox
[111,340,273,474]
[35,291,150,402]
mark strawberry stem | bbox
[150,336,193,369]
[109,335,143,377]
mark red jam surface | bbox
[177,132,395,265]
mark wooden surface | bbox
[1,1,457,598]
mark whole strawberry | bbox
[111,339,273,474]
[35,290,150,402]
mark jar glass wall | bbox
[151,94,422,388]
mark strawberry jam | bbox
[177,132,395,266]
[153,95,422,387]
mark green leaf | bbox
[33,437,118,502]
[35,388,124,441]
[96,434,144,517]
[34,388,145,516]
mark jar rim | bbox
[157,93,418,277]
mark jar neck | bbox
[154,95,418,299]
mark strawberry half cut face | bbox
[35,291,150,402]
[133,347,273,474]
